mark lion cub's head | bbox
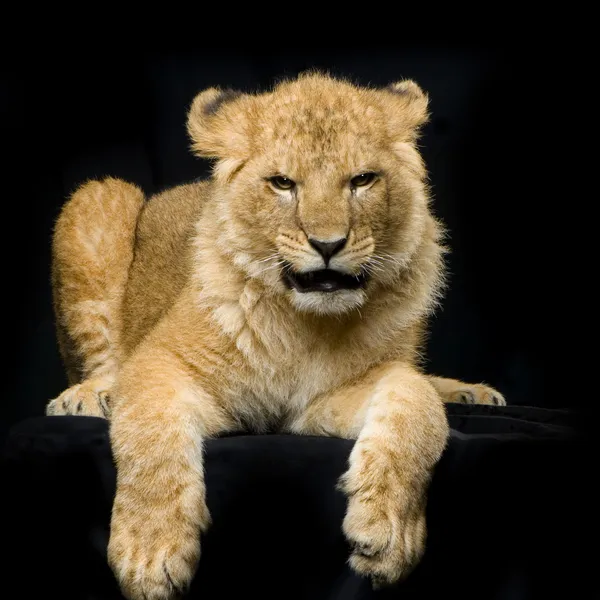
[187,73,441,316]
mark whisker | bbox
[367,258,385,269]
[251,260,286,277]
[364,259,384,273]
[255,254,279,264]
[363,266,381,276]
[373,253,407,269]
[249,253,280,268]
[379,252,405,264]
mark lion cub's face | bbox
[188,74,432,315]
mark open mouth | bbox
[282,265,369,293]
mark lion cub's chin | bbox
[288,288,367,316]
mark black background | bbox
[2,41,587,444]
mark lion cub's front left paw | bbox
[46,375,114,417]
[340,453,428,586]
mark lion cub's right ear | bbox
[186,88,250,160]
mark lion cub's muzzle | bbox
[282,264,369,293]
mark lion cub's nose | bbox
[308,237,347,264]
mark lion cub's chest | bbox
[204,288,375,429]
[231,344,359,431]
[217,300,366,424]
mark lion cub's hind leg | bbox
[46,178,144,419]
[428,376,506,406]
[47,378,113,417]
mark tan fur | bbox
[47,73,505,599]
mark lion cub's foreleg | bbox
[289,363,450,586]
[46,178,144,418]
[107,347,235,600]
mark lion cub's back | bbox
[121,181,210,356]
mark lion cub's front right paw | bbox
[46,376,113,418]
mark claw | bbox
[459,391,475,404]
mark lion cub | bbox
[47,73,504,599]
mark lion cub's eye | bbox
[350,173,377,188]
[268,176,296,191]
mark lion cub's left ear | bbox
[384,80,430,141]
[186,87,250,159]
